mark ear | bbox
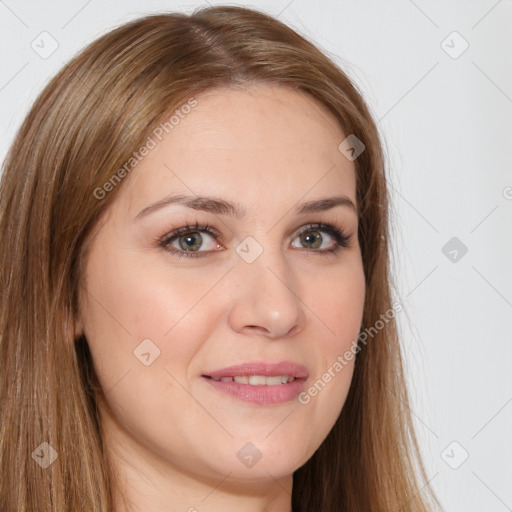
[74,318,84,340]
[65,305,84,342]
[71,289,85,341]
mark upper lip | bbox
[203,361,309,380]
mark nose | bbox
[227,249,307,339]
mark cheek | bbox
[326,267,365,357]
[295,258,365,435]
[82,247,224,353]
[80,248,232,420]
[307,255,366,356]
[80,254,228,472]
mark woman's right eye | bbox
[160,223,223,259]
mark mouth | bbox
[205,374,298,385]
[201,361,309,406]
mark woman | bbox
[0,5,440,512]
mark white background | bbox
[1,1,511,510]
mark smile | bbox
[201,361,309,405]
[207,375,296,385]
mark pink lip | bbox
[202,361,309,406]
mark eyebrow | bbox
[134,194,357,221]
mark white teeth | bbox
[263,375,283,386]
[209,375,296,384]
[248,375,267,385]
[230,375,294,385]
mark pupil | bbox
[179,232,202,251]
[302,231,321,249]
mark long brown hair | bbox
[0,6,439,511]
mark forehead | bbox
[122,84,356,216]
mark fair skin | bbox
[77,83,366,512]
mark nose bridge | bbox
[227,241,306,338]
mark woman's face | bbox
[78,84,365,490]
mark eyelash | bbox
[158,221,352,259]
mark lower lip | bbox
[202,376,306,406]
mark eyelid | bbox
[159,222,221,244]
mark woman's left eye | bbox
[159,222,351,259]
[291,223,350,254]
